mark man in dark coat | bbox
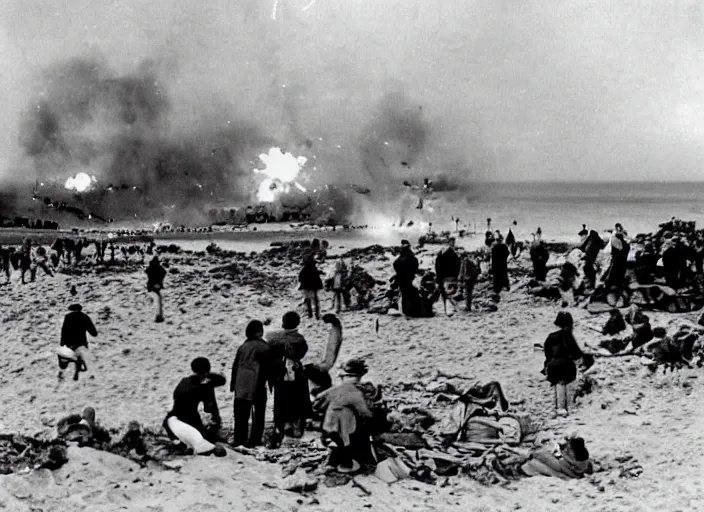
[299,256,323,320]
[434,238,461,315]
[578,228,604,289]
[59,304,98,381]
[605,232,630,289]
[163,357,226,456]
[491,235,510,295]
[0,245,11,284]
[393,240,420,316]
[231,320,275,447]
[146,256,167,323]
[266,311,310,443]
[530,235,550,282]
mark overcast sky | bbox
[1,0,703,184]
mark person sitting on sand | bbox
[58,304,98,381]
[543,312,584,417]
[435,238,461,316]
[491,234,510,295]
[163,357,227,457]
[231,320,276,448]
[33,245,54,279]
[266,311,310,442]
[521,435,593,479]
[56,406,110,446]
[299,256,323,320]
[458,251,480,311]
[146,256,167,323]
[313,359,379,473]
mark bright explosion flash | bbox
[254,147,308,202]
[65,172,97,192]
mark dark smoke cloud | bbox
[16,57,274,223]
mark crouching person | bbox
[163,357,227,457]
[313,358,379,473]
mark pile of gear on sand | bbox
[2,377,635,492]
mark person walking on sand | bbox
[299,256,323,320]
[542,312,585,417]
[146,256,167,323]
[163,357,226,457]
[491,234,510,295]
[58,304,98,381]
[266,311,310,444]
[458,251,480,311]
[435,237,461,316]
[231,320,276,447]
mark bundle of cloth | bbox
[520,436,593,479]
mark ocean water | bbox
[163,182,704,253]
[441,182,704,243]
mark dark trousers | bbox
[234,396,267,447]
[533,262,547,282]
[464,281,475,311]
[583,260,596,288]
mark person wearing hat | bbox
[542,312,585,416]
[58,304,98,381]
[313,358,378,473]
[491,233,510,295]
[163,357,226,456]
[393,240,420,316]
[146,256,167,323]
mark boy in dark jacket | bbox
[59,304,98,381]
[163,357,226,456]
[299,256,323,320]
[231,320,275,447]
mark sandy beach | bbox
[1,230,703,512]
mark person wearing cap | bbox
[543,312,585,416]
[491,233,510,295]
[231,320,276,447]
[266,311,310,441]
[163,357,226,456]
[58,304,98,381]
[146,256,167,323]
[393,240,420,316]
[313,358,377,473]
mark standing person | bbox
[542,312,584,417]
[393,240,420,316]
[163,357,226,456]
[231,320,275,447]
[20,238,33,284]
[458,252,480,311]
[505,228,517,258]
[491,234,510,295]
[51,238,64,267]
[266,311,310,443]
[530,234,550,282]
[63,238,75,266]
[434,238,461,316]
[0,244,11,284]
[604,230,630,289]
[299,256,323,320]
[146,256,167,323]
[578,226,604,289]
[330,259,350,314]
[59,304,98,381]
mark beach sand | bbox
[1,238,703,511]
